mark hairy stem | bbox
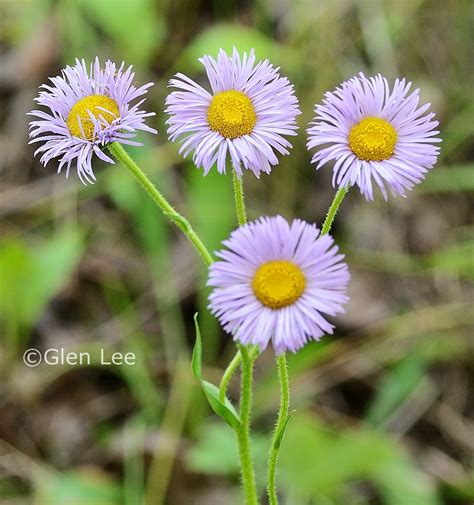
[237,345,259,505]
[219,350,242,403]
[232,170,248,226]
[231,169,259,503]
[266,354,290,505]
[217,168,249,402]
[320,186,350,236]
[108,142,213,266]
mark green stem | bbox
[232,170,247,225]
[108,142,213,266]
[237,345,259,505]
[220,169,248,399]
[231,169,259,503]
[219,350,242,403]
[267,354,290,505]
[320,186,350,236]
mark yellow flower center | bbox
[348,116,397,161]
[252,260,306,309]
[207,90,257,139]
[66,94,119,140]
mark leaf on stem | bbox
[273,409,295,450]
[192,314,241,430]
[163,211,192,234]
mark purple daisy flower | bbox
[208,216,350,354]
[165,48,300,177]
[29,58,157,184]
[307,73,441,200]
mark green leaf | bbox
[192,314,241,430]
[78,0,164,66]
[273,410,295,450]
[122,418,146,505]
[187,421,269,478]
[350,239,474,280]
[419,164,474,193]
[427,240,474,279]
[374,457,442,505]
[438,102,474,160]
[279,413,431,501]
[35,469,121,505]
[0,229,84,346]
[280,414,439,505]
[177,23,281,72]
[191,313,203,381]
[365,354,427,427]
[201,381,241,431]
[441,477,474,502]
[187,422,241,475]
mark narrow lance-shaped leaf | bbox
[273,410,296,450]
[191,313,204,381]
[192,314,241,430]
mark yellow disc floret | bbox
[207,90,257,139]
[252,260,306,309]
[66,94,119,140]
[349,116,397,161]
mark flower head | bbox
[29,58,157,184]
[208,216,350,354]
[165,48,300,177]
[307,73,441,200]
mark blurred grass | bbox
[0,0,473,504]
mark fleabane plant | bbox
[29,50,441,505]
